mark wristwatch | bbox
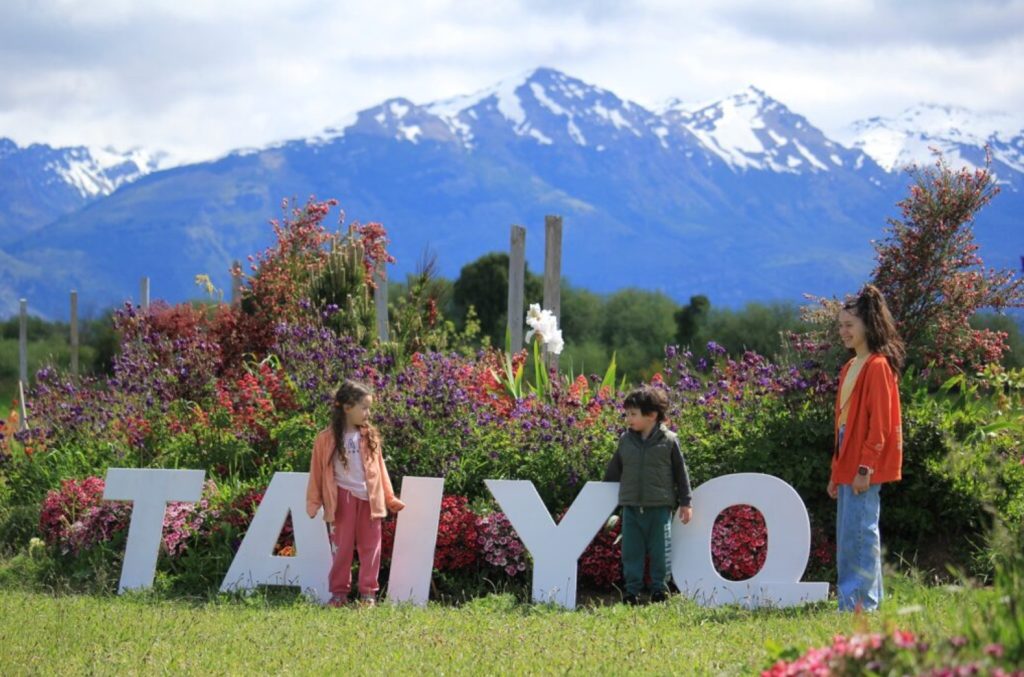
[857,465,872,476]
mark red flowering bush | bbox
[212,358,299,447]
[872,155,1024,375]
[712,505,768,581]
[39,475,132,553]
[579,517,622,589]
[39,477,110,548]
[763,630,1023,677]
[433,495,479,571]
[242,197,337,326]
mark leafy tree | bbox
[560,283,604,345]
[601,288,678,379]
[452,252,541,343]
[674,294,711,348]
[695,302,805,360]
[872,155,1024,373]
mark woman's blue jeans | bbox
[835,426,884,611]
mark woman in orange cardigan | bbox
[828,285,905,612]
[306,380,405,607]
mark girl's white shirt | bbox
[333,430,369,500]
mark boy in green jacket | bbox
[604,386,693,604]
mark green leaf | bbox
[601,352,617,393]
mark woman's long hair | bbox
[330,379,376,469]
[842,284,906,374]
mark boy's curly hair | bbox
[622,386,668,423]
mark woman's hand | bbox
[827,480,838,500]
[852,473,871,495]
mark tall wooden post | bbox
[140,277,150,311]
[374,261,389,342]
[18,380,28,433]
[543,215,563,368]
[18,299,28,432]
[70,290,79,375]
[507,225,526,352]
[18,298,28,385]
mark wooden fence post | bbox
[70,290,79,375]
[140,277,150,311]
[507,225,526,352]
[18,298,28,385]
[543,215,563,368]
[18,298,28,431]
[374,261,389,342]
[18,380,28,432]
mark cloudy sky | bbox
[1,0,1022,163]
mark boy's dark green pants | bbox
[621,505,672,595]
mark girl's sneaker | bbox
[359,594,377,607]
[327,595,347,608]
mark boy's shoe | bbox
[624,593,641,606]
[327,595,347,608]
[649,590,669,604]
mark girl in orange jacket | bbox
[829,285,905,612]
[306,379,405,607]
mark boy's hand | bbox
[827,480,838,500]
[678,506,692,524]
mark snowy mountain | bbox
[841,103,1024,184]
[662,86,884,181]
[1,68,1021,320]
[0,138,169,243]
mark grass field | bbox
[0,575,978,675]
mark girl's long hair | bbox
[842,284,906,374]
[330,379,378,469]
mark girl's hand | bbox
[827,480,838,500]
[678,506,693,524]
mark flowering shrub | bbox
[763,629,1023,677]
[433,495,479,572]
[476,511,528,577]
[712,505,767,581]
[161,482,220,558]
[39,477,112,550]
[578,516,621,589]
[39,476,132,557]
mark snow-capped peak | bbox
[842,103,1024,175]
[663,86,851,174]
[422,67,652,149]
[48,145,169,198]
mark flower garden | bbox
[1,185,1023,674]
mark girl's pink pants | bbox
[328,487,382,597]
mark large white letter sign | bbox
[220,472,333,602]
[671,473,828,608]
[487,480,618,609]
[103,468,206,593]
[387,477,445,607]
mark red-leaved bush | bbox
[712,504,768,581]
[432,495,479,571]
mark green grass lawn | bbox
[0,576,978,675]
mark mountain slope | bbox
[2,69,1021,320]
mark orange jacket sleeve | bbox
[306,434,326,519]
[379,453,405,514]
[858,359,894,471]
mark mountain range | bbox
[1,67,1021,320]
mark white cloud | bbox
[0,0,1021,161]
